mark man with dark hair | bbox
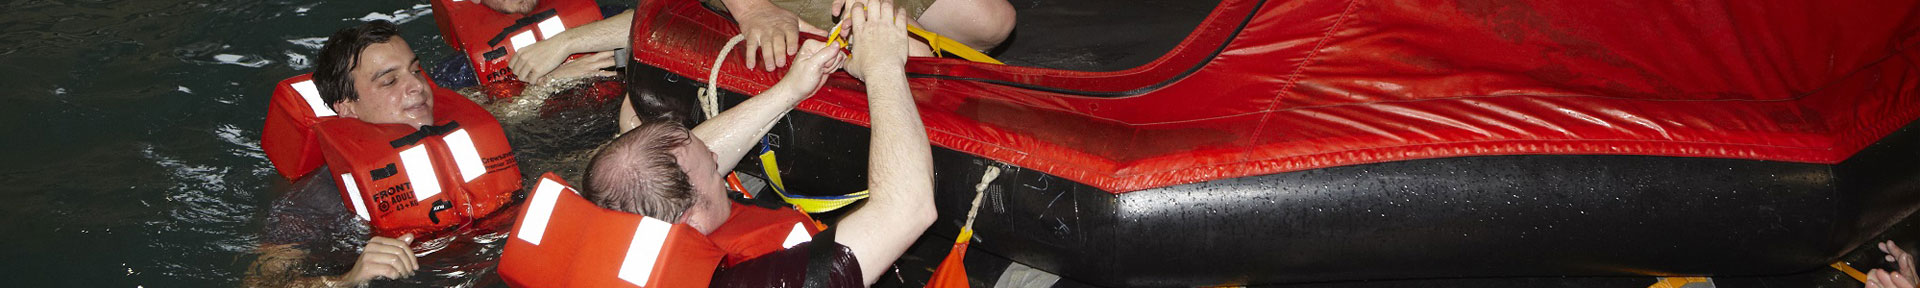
[583,0,931,285]
[246,20,438,287]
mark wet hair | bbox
[583,121,697,222]
[313,20,402,107]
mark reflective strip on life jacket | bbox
[340,173,371,221]
[782,222,810,249]
[518,177,566,245]
[618,217,675,286]
[398,145,444,201]
[289,79,336,117]
[537,17,567,39]
[444,129,488,182]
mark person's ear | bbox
[331,101,357,118]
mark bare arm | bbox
[826,0,936,285]
[509,10,635,83]
[242,235,420,287]
[692,40,844,174]
[244,244,340,288]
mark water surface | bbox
[0,0,618,286]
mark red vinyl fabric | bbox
[631,0,1920,193]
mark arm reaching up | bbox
[691,39,844,174]
[827,0,935,285]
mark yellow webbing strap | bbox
[758,148,870,213]
[908,26,1003,65]
[1831,261,1868,283]
[1646,277,1710,288]
[824,18,1002,65]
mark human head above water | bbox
[584,121,732,234]
[313,20,434,128]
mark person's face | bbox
[675,135,731,234]
[479,0,538,14]
[333,38,433,129]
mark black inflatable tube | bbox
[626,65,1920,287]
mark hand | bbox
[509,35,577,84]
[341,234,419,285]
[769,40,846,96]
[1870,269,1916,288]
[1882,240,1919,287]
[841,0,910,81]
[536,51,619,84]
[732,2,803,72]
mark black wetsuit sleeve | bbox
[709,241,864,288]
[260,167,359,248]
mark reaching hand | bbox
[841,0,910,81]
[1873,240,1920,288]
[770,40,845,97]
[342,234,420,285]
[733,2,804,72]
[536,51,619,84]
[509,36,575,84]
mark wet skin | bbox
[332,37,435,129]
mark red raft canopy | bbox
[631,0,1920,193]
[623,0,1920,286]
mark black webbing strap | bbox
[388,121,461,148]
[803,227,837,288]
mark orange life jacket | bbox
[428,0,604,85]
[710,199,826,267]
[312,87,522,239]
[260,74,522,240]
[262,74,336,180]
[500,173,729,288]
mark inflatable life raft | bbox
[261,74,522,241]
[622,0,1920,286]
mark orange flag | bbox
[927,166,1000,288]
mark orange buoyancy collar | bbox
[711,197,825,267]
[429,0,603,85]
[500,173,728,288]
[307,81,522,240]
[262,74,335,180]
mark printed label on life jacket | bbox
[618,217,674,286]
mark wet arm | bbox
[833,70,936,286]
[689,71,816,173]
[243,244,345,288]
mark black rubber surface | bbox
[628,49,1920,285]
[990,0,1219,71]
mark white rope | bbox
[701,35,748,119]
[964,166,1001,231]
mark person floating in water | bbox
[578,0,932,285]
[246,20,521,287]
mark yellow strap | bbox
[1831,261,1868,283]
[908,26,1003,65]
[759,149,870,213]
[758,151,788,194]
[1647,277,1710,288]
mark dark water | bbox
[0,0,619,286]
